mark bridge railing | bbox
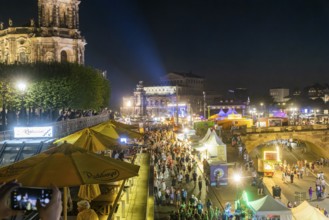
[245,124,329,134]
[49,114,110,138]
[0,113,110,141]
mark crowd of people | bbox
[145,127,225,219]
[4,123,329,219]
[279,158,328,201]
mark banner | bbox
[14,126,53,138]
[210,163,228,186]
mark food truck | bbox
[257,146,281,177]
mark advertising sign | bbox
[210,163,228,186]
[268,119,282,127]
[14,127,53,138]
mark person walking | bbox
[206,199,212,211]
[257,178,264,195]
[182,188,187,204]
[205,177,210,192]
[290,172,294,183]
[282,172,286,183]
[198,175,203,193]
[185,172,190,184]
[309,187,313,201]
[193,171,198,187]
[175,189,181,208]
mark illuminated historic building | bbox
[121,72,206,120]
[0,0,86,64]
[160,72,205,114]
[121,81,190,121]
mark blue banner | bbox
[210,163,228,186]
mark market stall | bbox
[195,130,227,161]
[199,128,212,143]
[248,195,293,220]
[291,201,328,220]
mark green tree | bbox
[0,62,110,124]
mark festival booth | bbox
[199,128,212,143]
[195,130,227,161]
[218,109,227,117]
[208,109,228,121]
[248,195,293,220]
[256,117,288,127]
[226,108,238,116]
[291,201,328,220]
[216,115,253,129]
[197,130,228,186]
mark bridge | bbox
[239,124,329,157]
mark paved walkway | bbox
[114,153,151,220]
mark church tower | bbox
[38,0,80,29]
[0,0,86,65]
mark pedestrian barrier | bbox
[294,192,306,203]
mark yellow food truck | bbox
[257,147,281,177]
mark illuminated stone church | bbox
[0,0,86,64]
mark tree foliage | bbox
[0,62,110,113]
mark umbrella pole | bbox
[63,187,68,220]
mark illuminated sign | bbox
[227,114,242,119]
[264,151,278,161]
[120,138,127,143]
[167,103,187,107]
[14,127,53,138]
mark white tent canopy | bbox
[199,128,212,143]
[248,195,293,220]
[291,201,328,220]
[196,130,227,162]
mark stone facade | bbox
[0,0,85,64]
[121,81,190,120]
[160,72,205,114]
[242,127,329,158]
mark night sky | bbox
[1,0,329,108]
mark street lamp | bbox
[203,91,206,119]
[233,173,241,183]
[260,102,265,118]
[17,81,27,92]
[16,81,27,126]
[233,173,242,215]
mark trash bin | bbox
[272,186,281,198]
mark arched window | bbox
[61,51,68,63]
